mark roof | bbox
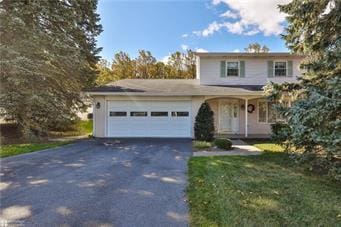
[194,52,304,58]
[85,79,264,97]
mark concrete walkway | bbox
[193,140,262,157]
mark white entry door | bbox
[219,100,239,133]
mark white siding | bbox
[199,57,302,85]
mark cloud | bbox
[161,55,170,64]
[202,21,222,37]
[195,48,208,53]
[181,33,189,38]
[212,0,290,36]
[233,49,240,52]
[219,10,238,19]
[181,44,188,51]
[223,22,243,34]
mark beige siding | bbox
[199,57,302,85]
[93,96,106,137]
[207,98,271,135]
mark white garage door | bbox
[106,100,191,137]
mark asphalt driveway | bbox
[0,138,192,227]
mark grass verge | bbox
[0,141,71,158]
[187,140,341,226]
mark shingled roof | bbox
[85,79,264,97]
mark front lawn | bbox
[0,141,71,158]
[187,140,341,226]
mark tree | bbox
[194,102,215,141]
[244,43,270,53]
[135,50,157,79]
[95,59,116,85]
[111,51,135,80]
[265,0,340,180]
[0,0,102,139]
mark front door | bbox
[219,100,239,133]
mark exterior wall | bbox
[206,97,271,135]
[93,95,271,138]
[93,96,106,137]
[199,57,302,85]
[92,95,198,138]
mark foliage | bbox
[193,141,212,150]
[48,120,93,137]
[213,138,232,150]
[0,0,102,139]
[187,152,341,226]
[194,102,215,141]
[0,141,71,158]
[271,123,291,144]
[244,42,270,53]
[264,0,341,181]
[95,49,196,83]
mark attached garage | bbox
[106,100,192,138]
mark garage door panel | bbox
[107,100,191,138]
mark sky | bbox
[96,0,290,62]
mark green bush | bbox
[214,138,232,150]
[193,141,212,150]
[271,122,291,143]
[194,102,215,141]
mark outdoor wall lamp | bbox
[96,102,101,109]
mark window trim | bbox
[171,111,189,117]
[257,100,290,124]
[130,111,148,117]
[109,111,127,117]
[273,60,288,77]
[150,111,169,117]
[225,60,240,77]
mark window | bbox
[274,61,287,76]
[130,111,147,117]
[171,111,189,117]
[226,61,239,76]
[151,111,168,117]
[109,111,127,117]
[258,101,290,123]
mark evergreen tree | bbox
[0,0,102,139]
[194,102,215,141]
[265,0,340,180]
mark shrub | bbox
[194,102,215,141]
[271,122,291,144]
[193,141,212,150]
[87,113,93,119]
[214,138,232,150]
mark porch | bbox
[205,96,271,138]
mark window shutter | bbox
[267,60,274,78]
[239,61,245,77]
[220,61,226,77]
[287,60,293,77]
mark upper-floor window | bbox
[226,61,239,76]
[274,61,287,76]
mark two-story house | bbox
[87,52,303,138]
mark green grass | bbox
[193,140,212,150]
[187,140,341,226]
[49,120,93,137]
[245,139,285,152]
[0,141,71,158]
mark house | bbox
[86,52,304,138]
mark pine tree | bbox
[265,0,340,180]
[194,102,215,141]
[0,0,102,139]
